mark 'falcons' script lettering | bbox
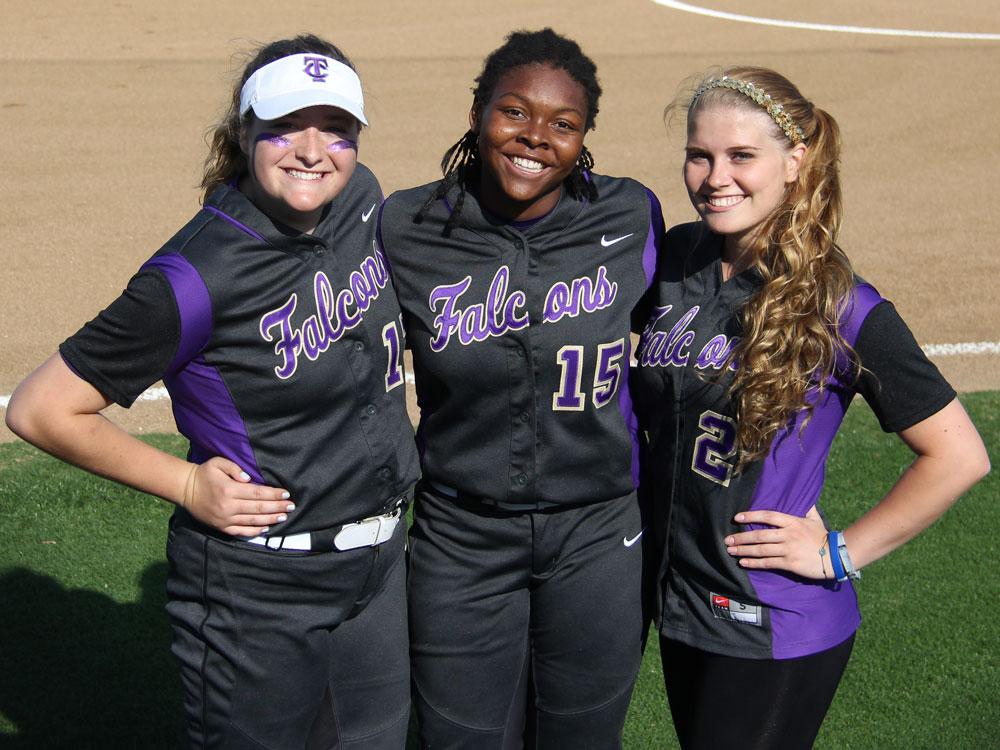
[429,267,528,351]
[428,266,619,351]
[637,305,740,371]
[259,250,389,379]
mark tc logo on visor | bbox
[303,57,329,82]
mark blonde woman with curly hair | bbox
[635,66,989,749]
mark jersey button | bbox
[515,473,528,486]
[378,468,392,481]
[366,404,377,415]
[354,341,365,352]
[519,411,529,423]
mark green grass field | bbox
[1,393,997,748]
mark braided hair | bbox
[416,28,601,231]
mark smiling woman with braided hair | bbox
[635,66,989,749]
[378,27,662,749]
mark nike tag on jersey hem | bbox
[711,593,762,626]
[362,203,376,222]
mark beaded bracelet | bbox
[817,536,830,579]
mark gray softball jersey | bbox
[378,174,662,506]
[60,164,420,534]
[636,222,955,659]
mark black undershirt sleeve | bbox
[59,269,181,408]
[853,301,956,434]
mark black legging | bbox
[660,633,855,750]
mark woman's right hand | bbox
[180,457,294,537]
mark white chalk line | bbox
[1,348,995,408]
[650,0,1000,40]
[921,341,1000,357]
[0,372,417,408]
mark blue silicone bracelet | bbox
[828,531,847,581]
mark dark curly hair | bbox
[201,34,358,201]
[416,28,602,231]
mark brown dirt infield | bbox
[2,0,997,442]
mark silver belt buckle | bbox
[333,508,401,551]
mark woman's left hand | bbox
[725,506,831,580]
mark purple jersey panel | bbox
[745,388,860,658]
[164,357,262,481]
[619,195,661,486]
[617,338,642,487]
[642,189,662,287]
[144,253,262,482]
[141,254,212,371]
[745,283,883,658]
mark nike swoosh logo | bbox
[601,233,634,247]
[623,529,644,547]
[362,203,377,222]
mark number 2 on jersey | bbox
[552,339,626,411]
[692,410,737,486]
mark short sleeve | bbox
[853,301,956,433]
[59,269,181,408]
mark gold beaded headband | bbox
[690,76,805,144]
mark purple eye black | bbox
[328,139,358,153]
[256,132,292,148]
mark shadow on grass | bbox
[0,562,185,749]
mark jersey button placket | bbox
[505,233,535,502]
[506,339,534,500]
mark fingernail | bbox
[735,513,745,522]
[281,491,290,500]
[727,546,737,554]
[724,536,734,545]
[277,515,287,523]
[261,527,270,534]
[240,471,250,481]
[286,504,295,512]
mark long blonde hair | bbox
[679,67,856,467]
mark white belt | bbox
[242,508,402,552]
[333,508,402,551]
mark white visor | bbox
[239,53,368,125]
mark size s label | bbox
[711,593,762,626]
